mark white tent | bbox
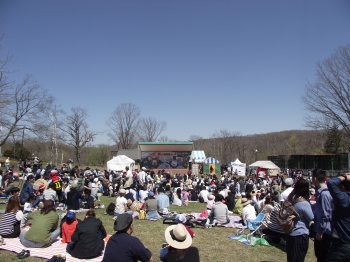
[229,158,246,176]
[249,160,279,169]
[107,155,135,171]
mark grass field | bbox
[0,196,317,262]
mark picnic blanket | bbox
[0,237,108,262]
[228,234,272,247]
[191,213,246,228]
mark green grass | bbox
[0,196,317,262]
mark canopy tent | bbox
[203,157,221,175]
[107,155,135,171]
[229,158,246,176]
[189,150,206,163]
[249,160,280,176]
[249,160,279,169]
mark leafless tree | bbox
[212,130,239,164]
[158,136,170,142]
[60,107,99,165]
[302,44,350,138]
[107,103,140,149]
[138,117,167,142]
[0,74,51,146]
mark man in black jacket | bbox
[103,213,153,262]
[67,210,107,259]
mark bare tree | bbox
[212,130,238,164]
[0,74,51,146]
[107,103,140,149]
[302,44,350,138]
[60,107,98,165]
[138,117,167,142]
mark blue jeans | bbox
[328,237,350,262]
[19,229,61,248]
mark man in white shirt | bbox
[138,167,146,186]
[279,178,294,202]
[199,186,209,203]
[241,198,257,225]
[138,186,148,203]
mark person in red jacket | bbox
[61,210,79,243]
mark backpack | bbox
[277,197,306,234]
[138,209,146,220]
[106,202,116,215]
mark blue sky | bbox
[1,1,350,145]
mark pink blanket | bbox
[0,237,106,262]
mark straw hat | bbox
[165,224,192,249]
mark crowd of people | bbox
[0,159,349,262]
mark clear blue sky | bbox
[1,0,350,145]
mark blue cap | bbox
[66,210,76,220]
[148,191,154,197]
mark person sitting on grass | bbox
[67,210,106,259]
[61,210,79,243]
[206,194,215,210]
[19,200,60,248]
[66,181,84,210]
[114,188,128,217]
[241,197,257,226]
[0,196,24,238]
[207,194,230,226]
[232,193,243,215]
[161,223,200,262]
[103,213,153,262]
[172,188,182,206]
[145,191,161,220]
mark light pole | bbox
[255,149,258,162]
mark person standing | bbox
[327,173,350,262]
[311,169,333,262]
[285,179,314,262]
[138,167,147,187]
[5,157,10,172]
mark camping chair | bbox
[246,213,266,240]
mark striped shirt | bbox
[43,188,57,202]
[262,203,284,234]
[0,211,21,235]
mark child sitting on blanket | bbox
[206,194,215,210]
[61,210,79,243]
[23,195,35,214]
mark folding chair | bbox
[246,213,266,240]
